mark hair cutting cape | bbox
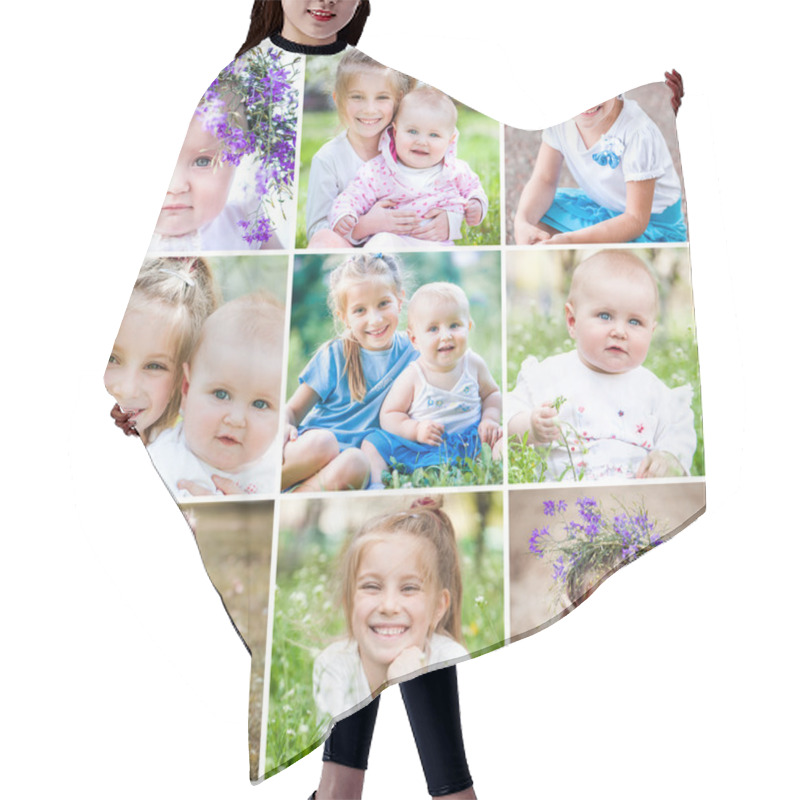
[106,37,703,783]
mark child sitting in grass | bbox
[148,292,284,497]
[507,250,695,481]
[363,282,501,487]
[329,87,488,249]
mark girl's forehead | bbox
[343,274,399,302]
[356,531,433,571]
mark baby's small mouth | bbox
[216,435,241,446]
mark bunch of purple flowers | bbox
[198,45,301,244]
[528,496,666,604]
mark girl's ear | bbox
[565,302,578,339]
[181,362,191,401]
[431,588,450,632]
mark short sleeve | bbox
[621,127,667,183]
[653,383,696,474]
[541,124,562,152]
[306,151,340,238]
[299,343,341,404]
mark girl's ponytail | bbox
[326,252,405,404]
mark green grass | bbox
[507,316,705,481]
[383,443,503,489]
[264,522,504,776]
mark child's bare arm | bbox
[284,383,321,439]
[514,143,563,244]
[547,178,656,244]
[379,368,428,440]
[473,354,502,445]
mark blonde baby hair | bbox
[339,496,464,644]
[396,86,458,131]
[407,282,470,330]
[189,290,285,365]
[567,249,659,311]
[326,252,406,403]
[126,257,220,440]
[333,49,416,122]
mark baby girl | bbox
[148,292,284,497]
[507,250,695,481]
[363,282,502,486]
[329,87,488,248]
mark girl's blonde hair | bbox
[333,49,416,122]
[339,496,464,644]
[127,257,220,439]
[327,252,405,403]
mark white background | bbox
[2,1,796,797]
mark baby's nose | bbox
[224,405,247,426]
[167,164,190,194]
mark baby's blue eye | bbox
[252,399,270,410]
[598,312,611,321]
[213,389,230,400]
[629,318,642,326]
[194,156,212,167]
[428,325,438,333]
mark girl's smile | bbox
[341,278,402,351]
[352,534,449,691]
[339,72,397,147]
[280,0,361,46]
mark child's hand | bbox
[361,199,418,236]
[465,198,483,226]
[514,220,552,245]
[665,69,684,115]
[333,214,358,237]
[636,450,685,479]
[387,646,428,683]
[282,424,298,462]
[545,231,575,245]
[531,403,559,444]
[479,418,502,448]
[410,207,450,240]
[416,419,445,446]
[110,403,140,437]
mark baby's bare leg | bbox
[360,440,388,487]
[281,429,339,490]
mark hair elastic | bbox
[159,268,196,288]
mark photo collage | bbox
[103,42,705,781]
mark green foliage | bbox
[264,500,504,776]
[384,443,503,489]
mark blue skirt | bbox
[541,188,687,243]
[366,425,483,472]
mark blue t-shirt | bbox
[298,332,417,449]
